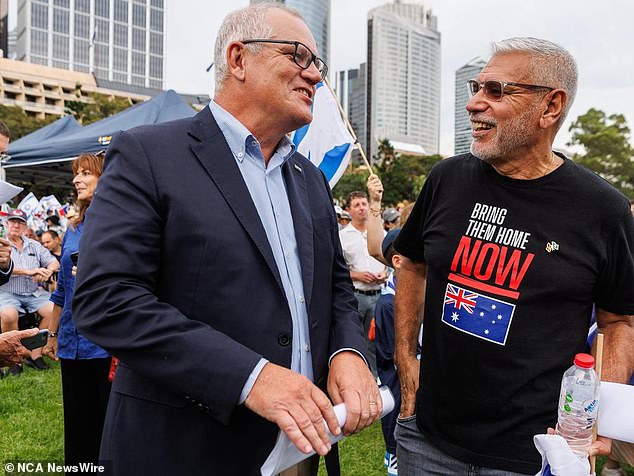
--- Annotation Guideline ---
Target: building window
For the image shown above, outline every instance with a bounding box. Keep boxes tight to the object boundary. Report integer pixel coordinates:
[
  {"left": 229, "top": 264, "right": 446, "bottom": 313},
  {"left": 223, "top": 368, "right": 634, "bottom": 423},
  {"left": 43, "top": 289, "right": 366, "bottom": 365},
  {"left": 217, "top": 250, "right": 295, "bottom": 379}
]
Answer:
[
  {"left": 132, "top": 3, "right": 146, "bottom": 27},
  {"left": 31, "top": 3, "right": 48, "bottom": 29},
  {"left": 114, "top": 0, "right": 129, "bottom": 23},
  {"left": 150, "top": 32, "right": 162, "bottom": 55},
  {"left": 149, "top": 55, "right": 162, "bottom": 79},
  {"left": 131, "top": 75, "right": 145, "bottom": 86},
  {"left": 95, "top": 44, "right": 109, "bottom": 67},
  {"left": 113, "top": 72, "right": 127, "bottom": 82},
  {"left": 113, "top": 47, "right": 127, "bottom": 72},
  {"left": 31, "top": 30, "right": 48, "bottom": 55},
  {"left": 95, "top": 19, "right": 109, "bottom": 42},
  {"left": 132, "top": 27, "right": 145, "bottom": 51},
  {"left": 74, "top": 13, "right": 90, "bottom": 39},
  {"left": 95, "top": 0, "right": 109, "bottom": 18},
  {"left": 53, "top": 8, "right": 70, "bottom": 34},
  {"left": 73, "top": 0, "right": 90, "bottom": 13},
  {"left": 150, "top": 8, "right": 163, "bottom": 32},
  {"left": 150, "top": 0, "right": 163, "bottom": 8},
  {"left": 131, "top": 51, "right": 145, "bottom": 75},
  {"left": 53, "top": 0, "right": 70, "bottom": 7},
  {"left": 114, "top": 23, "right": 128, "bottom": 47},
  {"left": 52, "top": 33, "right": 69, "bottom": 61},
  {"left": 73, "top": 39, "right": 89, "bottom": 66}
]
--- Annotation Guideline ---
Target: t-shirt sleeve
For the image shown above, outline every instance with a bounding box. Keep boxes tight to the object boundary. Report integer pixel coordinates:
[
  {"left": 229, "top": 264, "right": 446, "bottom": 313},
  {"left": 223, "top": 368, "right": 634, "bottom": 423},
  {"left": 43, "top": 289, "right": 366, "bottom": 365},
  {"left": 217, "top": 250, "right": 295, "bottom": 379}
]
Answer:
[{"left": 593, "top": 206, "right": 634, "bottom": 315}]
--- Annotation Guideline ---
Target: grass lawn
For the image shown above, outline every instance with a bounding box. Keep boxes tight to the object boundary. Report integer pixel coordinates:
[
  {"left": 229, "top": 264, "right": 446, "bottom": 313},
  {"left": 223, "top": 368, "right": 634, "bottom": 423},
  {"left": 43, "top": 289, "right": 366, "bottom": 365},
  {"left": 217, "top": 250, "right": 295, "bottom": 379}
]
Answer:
[{"left": 2, "top": 361, "right": 633, "bottom": 476}]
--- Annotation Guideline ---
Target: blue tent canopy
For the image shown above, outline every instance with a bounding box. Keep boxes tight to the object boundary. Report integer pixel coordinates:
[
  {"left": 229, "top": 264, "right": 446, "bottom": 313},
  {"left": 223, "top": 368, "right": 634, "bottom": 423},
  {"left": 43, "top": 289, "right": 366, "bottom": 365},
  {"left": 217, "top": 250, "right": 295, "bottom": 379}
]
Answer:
[
  {"left": 4, "top": 90, "right": 195, "bottom": 168},
  {"left": 8, "top": 115, "right": 82, "bottom": 155}
]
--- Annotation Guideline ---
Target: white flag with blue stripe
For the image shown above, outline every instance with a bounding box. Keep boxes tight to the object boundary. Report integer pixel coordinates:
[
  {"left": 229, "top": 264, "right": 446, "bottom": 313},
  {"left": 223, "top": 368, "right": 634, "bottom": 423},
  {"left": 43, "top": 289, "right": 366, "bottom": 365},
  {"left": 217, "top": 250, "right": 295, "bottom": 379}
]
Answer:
[{"left": 292, "top": 82, "right": 355, "bottom": 188}]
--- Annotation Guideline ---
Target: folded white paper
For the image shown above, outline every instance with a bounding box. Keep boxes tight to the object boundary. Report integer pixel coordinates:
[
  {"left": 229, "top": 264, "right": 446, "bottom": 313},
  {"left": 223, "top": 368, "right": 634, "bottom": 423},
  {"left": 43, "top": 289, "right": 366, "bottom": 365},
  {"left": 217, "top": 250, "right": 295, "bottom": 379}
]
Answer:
[
  {"left": 260, "top": 386, "right": 395, "bottom": 476},
  {"left": 533, "top": 434, "right": 592, "bottom": 476},
  {"left": 598, "top": 381, "right": 634, "bottom": 443}
]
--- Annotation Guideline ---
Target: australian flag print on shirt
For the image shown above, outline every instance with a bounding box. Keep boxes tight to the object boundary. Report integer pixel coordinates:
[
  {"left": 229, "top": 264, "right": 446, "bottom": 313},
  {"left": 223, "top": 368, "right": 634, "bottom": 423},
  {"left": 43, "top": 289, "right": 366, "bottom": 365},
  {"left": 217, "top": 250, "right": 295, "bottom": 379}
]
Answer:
[{"left": 441, "top": 283, "right": 516, "bottom": 346}]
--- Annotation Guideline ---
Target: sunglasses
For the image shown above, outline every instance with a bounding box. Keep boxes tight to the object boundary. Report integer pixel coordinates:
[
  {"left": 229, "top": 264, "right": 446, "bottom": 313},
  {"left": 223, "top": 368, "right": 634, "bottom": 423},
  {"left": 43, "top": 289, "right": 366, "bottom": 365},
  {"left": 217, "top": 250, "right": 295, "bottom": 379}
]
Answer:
[
  {"left": 467, "top": 79, "right": 554, "bottom": 101},
  {"left": 241, "top": 39, "right": 328, "bottom": 81}
]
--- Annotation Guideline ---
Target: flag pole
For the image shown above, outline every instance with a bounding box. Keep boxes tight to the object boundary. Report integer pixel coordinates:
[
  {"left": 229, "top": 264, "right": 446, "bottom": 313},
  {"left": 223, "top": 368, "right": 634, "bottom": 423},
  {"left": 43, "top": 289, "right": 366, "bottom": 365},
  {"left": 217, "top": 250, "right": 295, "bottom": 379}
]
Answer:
[{"left": 323, "top": 76, "right": 374, "bottom": 174}]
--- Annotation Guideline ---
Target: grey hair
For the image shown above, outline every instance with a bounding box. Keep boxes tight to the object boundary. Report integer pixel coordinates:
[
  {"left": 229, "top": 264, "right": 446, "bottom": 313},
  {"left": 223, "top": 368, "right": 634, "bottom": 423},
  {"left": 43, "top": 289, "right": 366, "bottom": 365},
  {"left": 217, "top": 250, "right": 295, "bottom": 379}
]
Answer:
[
  {"left": 213, "top": 2, "right": 304, "bottom": 91},
  {"left": 491, "top": 37, "right": 578, "bottom": 126}
]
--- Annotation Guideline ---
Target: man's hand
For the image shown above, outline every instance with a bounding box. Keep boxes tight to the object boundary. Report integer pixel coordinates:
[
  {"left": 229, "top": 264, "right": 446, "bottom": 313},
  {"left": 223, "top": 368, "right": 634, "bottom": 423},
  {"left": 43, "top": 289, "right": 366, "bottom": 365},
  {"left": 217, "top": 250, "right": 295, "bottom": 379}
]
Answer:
[
  {"left": 0, "top": 328, "right": 38, "bottom": 366},
  {"left": 351, "top": 271, "right": 383, "bottom": 284},
  {"left": 327, "top": 351, "right": 381, "bottom": 435},
  {"left": 31, "top": 267, "right": 52, "bottom": 283},
  {"left": 367, "top": 174, "right": 384, "bottom": 204},
  {"left": 394, "top": 352, "right": 419, "bottom": 418},
  {"left": 0, "top": 238, "right": 12, "bottom": 269},
  {"left": 43, "top": 336, "right": 58, "bottom": 361},
  {"left": 546, "top": 427, "right": 612, "bottom": 457},
  {"left": 244, "top": 363, "right": 339, "bottom": 456}
]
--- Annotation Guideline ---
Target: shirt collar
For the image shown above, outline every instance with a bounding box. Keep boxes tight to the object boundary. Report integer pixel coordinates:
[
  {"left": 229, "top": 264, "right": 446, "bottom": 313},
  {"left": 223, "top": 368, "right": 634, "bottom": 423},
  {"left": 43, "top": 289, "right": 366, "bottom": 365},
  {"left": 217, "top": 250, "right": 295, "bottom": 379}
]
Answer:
[{"left": 208, "top": 100, "right": 296, "bottom": 167}]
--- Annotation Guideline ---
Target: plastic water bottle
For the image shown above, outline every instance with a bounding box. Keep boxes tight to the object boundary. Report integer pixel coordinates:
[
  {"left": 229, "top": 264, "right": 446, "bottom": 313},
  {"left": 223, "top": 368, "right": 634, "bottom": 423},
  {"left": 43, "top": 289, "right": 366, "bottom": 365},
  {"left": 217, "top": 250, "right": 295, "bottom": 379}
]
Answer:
[{"left": 555, "top": 353, "right": 600, "bottom": 459}]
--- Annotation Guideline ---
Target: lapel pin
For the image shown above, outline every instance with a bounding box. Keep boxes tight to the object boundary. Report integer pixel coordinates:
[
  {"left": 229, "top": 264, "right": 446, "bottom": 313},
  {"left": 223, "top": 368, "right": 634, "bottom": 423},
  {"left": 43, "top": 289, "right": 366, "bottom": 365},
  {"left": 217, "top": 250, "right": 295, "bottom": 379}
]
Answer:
[{"left": 293, "top": 163, "right": 303, "bottom": 173}]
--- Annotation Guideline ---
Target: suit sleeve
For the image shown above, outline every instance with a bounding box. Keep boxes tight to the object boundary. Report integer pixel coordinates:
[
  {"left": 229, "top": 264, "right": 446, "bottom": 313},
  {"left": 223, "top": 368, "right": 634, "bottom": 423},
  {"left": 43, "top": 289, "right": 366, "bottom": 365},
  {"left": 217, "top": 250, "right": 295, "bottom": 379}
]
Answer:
[
  {"left": 317, "top": 172, "right": 368, "bottom": 361},
  {"left": 73, "top": 131, "right": 262, "bottom": 425}
]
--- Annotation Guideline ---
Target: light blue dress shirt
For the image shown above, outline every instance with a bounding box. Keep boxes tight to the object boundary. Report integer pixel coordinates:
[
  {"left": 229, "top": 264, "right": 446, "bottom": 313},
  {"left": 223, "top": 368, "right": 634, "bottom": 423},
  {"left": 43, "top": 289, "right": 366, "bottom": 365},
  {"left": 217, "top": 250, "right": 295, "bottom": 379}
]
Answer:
[{"left": 209, "top": 101, "right": 314, "bottom": 403}]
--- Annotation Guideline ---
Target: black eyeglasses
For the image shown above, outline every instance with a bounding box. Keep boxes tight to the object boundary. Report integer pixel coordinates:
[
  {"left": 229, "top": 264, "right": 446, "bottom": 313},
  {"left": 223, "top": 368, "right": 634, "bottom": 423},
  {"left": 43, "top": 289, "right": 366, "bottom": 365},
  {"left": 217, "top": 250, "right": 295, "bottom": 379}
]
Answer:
[
  {"left": 241, "top": 39, "right": 328, "bottom": 80},
  {"left": 467, "top": 79, "right": 554, "bottom": 101}
]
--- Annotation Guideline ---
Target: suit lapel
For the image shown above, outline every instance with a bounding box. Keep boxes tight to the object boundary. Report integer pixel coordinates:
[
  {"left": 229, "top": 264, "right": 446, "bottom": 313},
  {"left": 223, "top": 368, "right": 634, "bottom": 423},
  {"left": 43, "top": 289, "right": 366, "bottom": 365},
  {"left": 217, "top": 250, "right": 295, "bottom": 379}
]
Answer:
[
  {"left": 187, "top": 109, "right": 284, "bottom": 292},
  {"left": 283, "top": 156, "right": 314, "bottom": 310}
]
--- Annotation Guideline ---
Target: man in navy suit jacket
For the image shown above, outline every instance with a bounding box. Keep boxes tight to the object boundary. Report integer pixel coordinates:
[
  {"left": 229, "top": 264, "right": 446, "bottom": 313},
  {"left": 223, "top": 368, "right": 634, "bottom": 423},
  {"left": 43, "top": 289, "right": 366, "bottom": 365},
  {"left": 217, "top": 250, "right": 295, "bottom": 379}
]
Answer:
[{"left": 73, "top": 4, "right": 380, "bottom": 475}]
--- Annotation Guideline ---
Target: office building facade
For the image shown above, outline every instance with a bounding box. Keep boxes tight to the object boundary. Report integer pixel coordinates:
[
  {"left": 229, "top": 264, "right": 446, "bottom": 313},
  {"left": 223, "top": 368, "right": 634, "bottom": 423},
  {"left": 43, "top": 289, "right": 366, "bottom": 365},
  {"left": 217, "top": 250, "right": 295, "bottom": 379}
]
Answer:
[
  {"left": 15, "top": 0, "right": 165, "bottom": 88},
  {"left": 250, "top": 0, "right": 330, "bottom": 65},
  {"left": 454, "top": 57, "right": 486, "bottom": 155},
  {"left": 367, "top": 0, "right": 441, "bottom": 158}
]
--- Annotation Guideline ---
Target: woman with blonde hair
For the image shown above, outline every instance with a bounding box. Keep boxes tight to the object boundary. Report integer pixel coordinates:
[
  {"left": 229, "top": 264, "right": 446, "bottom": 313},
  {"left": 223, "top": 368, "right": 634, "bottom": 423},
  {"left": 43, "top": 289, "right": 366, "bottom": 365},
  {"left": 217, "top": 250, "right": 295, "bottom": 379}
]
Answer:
[{"left": 43, "top": 152, "right": 112, "bottom": 467}]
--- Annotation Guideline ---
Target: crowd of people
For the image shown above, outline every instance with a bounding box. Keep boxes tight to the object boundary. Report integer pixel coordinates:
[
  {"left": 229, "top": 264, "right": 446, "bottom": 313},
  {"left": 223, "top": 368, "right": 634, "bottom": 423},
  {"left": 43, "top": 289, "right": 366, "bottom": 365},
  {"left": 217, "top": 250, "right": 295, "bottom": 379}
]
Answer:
[{"left": 1, "top": 3, "right": 633, "bottom": 476}]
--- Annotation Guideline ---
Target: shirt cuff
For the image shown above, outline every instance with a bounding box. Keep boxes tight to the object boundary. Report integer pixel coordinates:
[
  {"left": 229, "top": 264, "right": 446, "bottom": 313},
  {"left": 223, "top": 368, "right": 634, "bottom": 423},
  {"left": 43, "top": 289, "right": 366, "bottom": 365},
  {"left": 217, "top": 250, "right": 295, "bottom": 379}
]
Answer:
[
  {"left": 238, "top": 357, "right": 269, "bottom": 405},
  {"left": 328, "top": 348, "right": 369, "bottom": 368}
]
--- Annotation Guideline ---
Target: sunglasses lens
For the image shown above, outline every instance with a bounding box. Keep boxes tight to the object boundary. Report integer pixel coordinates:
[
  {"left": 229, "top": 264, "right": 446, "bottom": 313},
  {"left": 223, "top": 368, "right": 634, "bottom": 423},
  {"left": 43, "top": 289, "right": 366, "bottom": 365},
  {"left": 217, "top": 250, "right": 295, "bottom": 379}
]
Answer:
[
  {"left": 467, "top": 80, "right": 478, "bottom": 97},
  {"left": 484, "top": 81, "right": 503, "bottom": 100}
]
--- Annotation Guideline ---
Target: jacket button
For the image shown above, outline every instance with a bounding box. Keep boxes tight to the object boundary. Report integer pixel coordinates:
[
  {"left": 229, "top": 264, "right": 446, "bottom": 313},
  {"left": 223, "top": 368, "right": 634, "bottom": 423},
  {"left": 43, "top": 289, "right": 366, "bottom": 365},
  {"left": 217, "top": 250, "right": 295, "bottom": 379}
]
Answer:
[{"left": 278, "top": 333, "right": 291, "bottom": 346}]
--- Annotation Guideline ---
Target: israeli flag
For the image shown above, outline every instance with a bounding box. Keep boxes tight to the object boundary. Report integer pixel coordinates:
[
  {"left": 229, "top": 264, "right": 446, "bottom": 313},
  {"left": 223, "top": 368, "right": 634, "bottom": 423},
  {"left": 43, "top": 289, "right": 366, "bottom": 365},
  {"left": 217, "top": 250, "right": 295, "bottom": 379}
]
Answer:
[{"left": 292, "top": 82, "right": 355, "bottom": 188}]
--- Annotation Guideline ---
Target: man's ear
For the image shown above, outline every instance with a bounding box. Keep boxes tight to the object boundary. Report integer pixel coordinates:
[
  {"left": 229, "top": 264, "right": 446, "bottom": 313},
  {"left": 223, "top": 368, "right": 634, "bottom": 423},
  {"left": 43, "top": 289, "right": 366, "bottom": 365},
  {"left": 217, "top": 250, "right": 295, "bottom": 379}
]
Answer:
[
  {"left": 540, "top": 89, "right": 567, "bottom": 129},
  {"left": 392, "top": 253, "right": 402, "bottom": 270},
  {"left": 225, "top": 42, "right": 248, "bottom": 82}
]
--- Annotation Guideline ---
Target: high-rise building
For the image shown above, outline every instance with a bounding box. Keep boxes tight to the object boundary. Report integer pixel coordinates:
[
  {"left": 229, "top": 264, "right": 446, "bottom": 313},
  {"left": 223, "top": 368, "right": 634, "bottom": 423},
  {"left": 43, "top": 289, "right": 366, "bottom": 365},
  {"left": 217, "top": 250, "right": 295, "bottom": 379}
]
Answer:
[
  {"left": 454, "top": 57, "right": 486, "bottom": 155},
  {"left": 0, "top": 0, "right": 8, "bottom": 57},
  {"left": 367, "top": 0, "right": 441, "bottom": 158},
  {"left": 250, "top": 0, "right": 330, "bottom": 65},
  {"left": 15, "top": 0, "right": 165, "bottom": 89},
  {"left": 333, "top": 65, "right": 367, "bottom": 162}
]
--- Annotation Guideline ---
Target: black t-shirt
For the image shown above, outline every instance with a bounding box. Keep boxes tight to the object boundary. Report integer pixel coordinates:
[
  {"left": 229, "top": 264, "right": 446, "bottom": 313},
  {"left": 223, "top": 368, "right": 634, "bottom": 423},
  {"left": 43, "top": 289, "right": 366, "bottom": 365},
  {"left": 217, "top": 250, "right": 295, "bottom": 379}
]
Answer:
[{"left": 394, "top": 153, "right": 634, "bottom": 474}]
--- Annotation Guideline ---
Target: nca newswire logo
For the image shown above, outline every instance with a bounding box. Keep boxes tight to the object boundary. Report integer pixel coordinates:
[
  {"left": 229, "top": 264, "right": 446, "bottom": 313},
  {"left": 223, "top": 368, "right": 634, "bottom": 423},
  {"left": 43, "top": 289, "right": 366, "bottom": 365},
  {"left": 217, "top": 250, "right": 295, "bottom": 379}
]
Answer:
[{"left": 4, "top": 461, "right": 106, "bottom": 474}]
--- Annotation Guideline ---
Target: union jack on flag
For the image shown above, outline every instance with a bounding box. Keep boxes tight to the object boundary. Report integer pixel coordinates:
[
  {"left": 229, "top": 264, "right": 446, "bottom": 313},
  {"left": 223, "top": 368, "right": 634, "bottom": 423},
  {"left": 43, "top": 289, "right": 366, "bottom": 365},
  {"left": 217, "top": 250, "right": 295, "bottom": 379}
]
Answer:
[
  {"left": 441, "top": 283, "right": 516, "bottom": 346},
  {"left": 444, "top": 284, "right": 477, "bottom": 314}
]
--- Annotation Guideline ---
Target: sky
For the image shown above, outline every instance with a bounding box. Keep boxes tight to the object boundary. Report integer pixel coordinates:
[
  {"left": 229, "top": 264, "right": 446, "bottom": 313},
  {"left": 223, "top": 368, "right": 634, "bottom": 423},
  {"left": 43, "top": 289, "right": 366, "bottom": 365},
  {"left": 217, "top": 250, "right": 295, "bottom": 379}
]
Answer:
[{"left": 9, "top": 0, "right": 634, "bottom": 156}]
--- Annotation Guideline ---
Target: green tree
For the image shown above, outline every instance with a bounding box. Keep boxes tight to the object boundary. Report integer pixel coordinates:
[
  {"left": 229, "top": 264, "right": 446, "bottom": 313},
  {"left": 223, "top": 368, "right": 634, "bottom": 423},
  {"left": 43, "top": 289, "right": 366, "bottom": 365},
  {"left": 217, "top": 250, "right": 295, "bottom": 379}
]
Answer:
[
  {"left": 568, "top": 108, "right": 634, "bottom": 198},
  {"left": 372, "top": 138, "right": 442, "bottom": 205},
  {"left": 66, "top": 92, "right": 132, "bottom": 125},
  {"left": 332, "top": 165, "right": 369, "bottom": 205},
  {"left": 0, "top": 105, "right": 57, "bottom": 140}
]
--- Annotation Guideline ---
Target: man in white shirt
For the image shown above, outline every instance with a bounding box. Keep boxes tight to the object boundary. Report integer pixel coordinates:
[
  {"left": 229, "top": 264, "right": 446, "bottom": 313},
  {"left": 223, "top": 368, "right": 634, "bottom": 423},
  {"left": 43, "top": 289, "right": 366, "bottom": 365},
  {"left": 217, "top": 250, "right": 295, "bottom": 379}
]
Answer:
[{"left": 339, "top": 191, "right": 387, "bottom": 372}]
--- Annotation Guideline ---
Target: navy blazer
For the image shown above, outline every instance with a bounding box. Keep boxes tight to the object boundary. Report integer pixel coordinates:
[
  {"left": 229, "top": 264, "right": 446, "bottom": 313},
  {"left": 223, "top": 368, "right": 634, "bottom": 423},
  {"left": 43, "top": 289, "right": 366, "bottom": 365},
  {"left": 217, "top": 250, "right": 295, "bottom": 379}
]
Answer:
[{"left": 73, "top": 108, "right": 367, "bottom": 475}]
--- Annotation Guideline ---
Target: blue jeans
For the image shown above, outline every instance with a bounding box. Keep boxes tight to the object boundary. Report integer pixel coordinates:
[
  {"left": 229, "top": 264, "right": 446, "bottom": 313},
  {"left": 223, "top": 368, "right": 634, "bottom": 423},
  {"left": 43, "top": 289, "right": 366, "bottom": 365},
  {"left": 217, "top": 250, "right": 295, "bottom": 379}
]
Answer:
[{"left": 395, "top": 415, "right": 531, "bottom": 475}]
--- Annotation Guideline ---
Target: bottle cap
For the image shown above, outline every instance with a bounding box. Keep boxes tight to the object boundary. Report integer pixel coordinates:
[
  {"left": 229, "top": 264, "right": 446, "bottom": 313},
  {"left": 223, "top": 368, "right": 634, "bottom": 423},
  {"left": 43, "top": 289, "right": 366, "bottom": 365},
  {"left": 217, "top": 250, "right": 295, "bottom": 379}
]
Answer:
[{"left": 574, "top": 353, "right": 595, "bottom": 369}]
